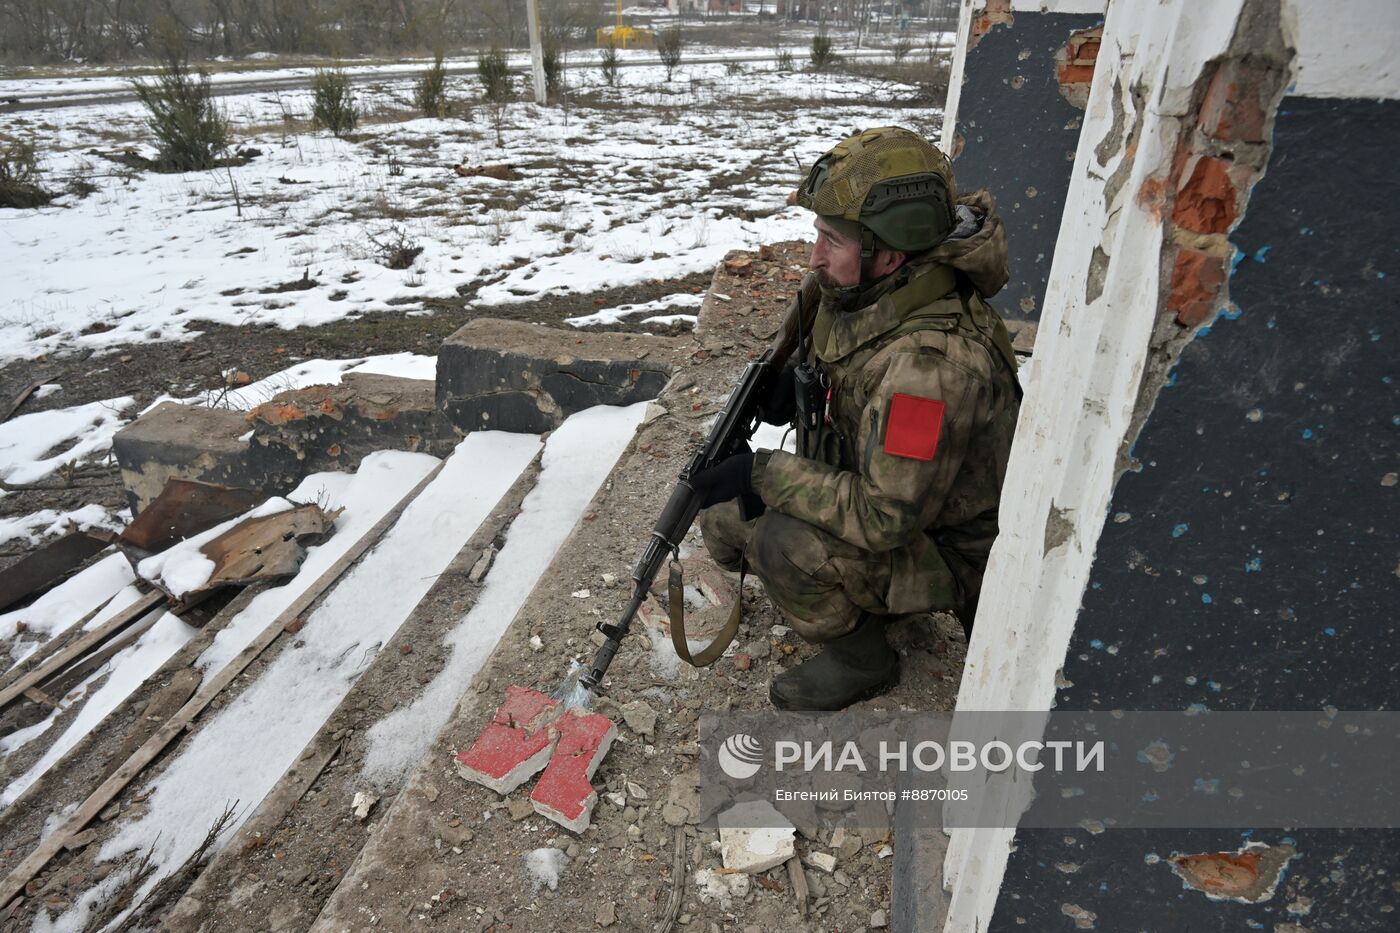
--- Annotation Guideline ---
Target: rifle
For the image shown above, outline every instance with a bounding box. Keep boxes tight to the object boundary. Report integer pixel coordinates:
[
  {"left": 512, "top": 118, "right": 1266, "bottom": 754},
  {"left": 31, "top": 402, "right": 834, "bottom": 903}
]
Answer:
[{"left": 578, "top": 273, "right": 819, "bottom": 694}]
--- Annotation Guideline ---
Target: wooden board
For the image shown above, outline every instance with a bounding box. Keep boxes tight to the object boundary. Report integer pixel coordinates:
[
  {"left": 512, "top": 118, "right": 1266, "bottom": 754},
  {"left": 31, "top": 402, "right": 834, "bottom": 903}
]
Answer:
[{"left": 0, "top": 457, "right": 448, "bottom": 910}]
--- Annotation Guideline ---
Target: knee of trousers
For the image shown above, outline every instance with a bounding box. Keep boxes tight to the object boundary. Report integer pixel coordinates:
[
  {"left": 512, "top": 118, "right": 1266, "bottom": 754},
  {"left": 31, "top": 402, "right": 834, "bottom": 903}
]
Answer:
[
  {"left": 697, "top": 499, "right": 750, "bottom": 572},
  {"left": 748, "top": 511, "right": 868, "bottom": 642}
]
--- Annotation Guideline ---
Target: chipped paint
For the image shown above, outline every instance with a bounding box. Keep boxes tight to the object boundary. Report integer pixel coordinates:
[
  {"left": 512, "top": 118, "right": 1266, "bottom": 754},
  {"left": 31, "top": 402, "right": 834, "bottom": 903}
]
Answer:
[{"left": 1169, "top": 842, "right": 1297, "bottom": 903}]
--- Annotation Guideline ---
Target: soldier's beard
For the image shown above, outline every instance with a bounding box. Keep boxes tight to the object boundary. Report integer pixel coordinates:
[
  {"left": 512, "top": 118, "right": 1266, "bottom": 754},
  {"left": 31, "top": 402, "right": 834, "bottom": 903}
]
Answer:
[{"left": 819, "top": 261, "right": 905, "bottom": 314}]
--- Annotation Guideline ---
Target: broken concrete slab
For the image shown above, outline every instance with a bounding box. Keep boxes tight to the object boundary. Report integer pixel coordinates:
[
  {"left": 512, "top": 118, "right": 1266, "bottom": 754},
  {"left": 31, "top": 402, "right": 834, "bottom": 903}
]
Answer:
[
  {"left": 436, "top": 318, "right": 680, "bottom": 434},
  {"left": 718, "top": 799, "right": 797, "bottom": 874},
  {"left": 112, "top": 402, "right": 302, "bottom": 514},
  {"left": 530, "top": 709, "right": 617, "bottom": 833},
  {"left": 114, "top": 374, "right": 459, "bottom": 517},
  {"left": 455, "top": 686, "right": 564, "bottom": 795},
  {"left": 246, "top": 372, "right": 456, "bottom": 471}
]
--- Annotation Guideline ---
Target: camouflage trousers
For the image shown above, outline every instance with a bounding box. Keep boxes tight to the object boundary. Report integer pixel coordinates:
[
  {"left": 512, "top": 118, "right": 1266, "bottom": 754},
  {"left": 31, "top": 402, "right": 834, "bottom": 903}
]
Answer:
[{"left": 698, "top": 500, "right": 977, "bottom": 643}]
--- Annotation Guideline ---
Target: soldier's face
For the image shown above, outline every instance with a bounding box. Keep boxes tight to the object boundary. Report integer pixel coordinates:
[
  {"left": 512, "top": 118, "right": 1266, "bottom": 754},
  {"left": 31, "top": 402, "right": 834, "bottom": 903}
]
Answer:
[{"left": 810, "top": 217, "right": 905, "bottom": 289}]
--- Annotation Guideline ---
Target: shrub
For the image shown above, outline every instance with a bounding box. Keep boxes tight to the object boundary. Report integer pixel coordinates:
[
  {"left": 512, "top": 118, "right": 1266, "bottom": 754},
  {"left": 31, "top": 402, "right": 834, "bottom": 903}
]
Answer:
[
  {"left": 130, "top": 50, "right": 229, "bottom": 171},
  {"left": 543, "top": 35, "right": 565, "bottom": 96},
  {"left": 775, "top": 47, "right": 795, "bottom": 71},
  {"left": 478, "top": 45, "right": 513, "bottom": 102},
  {"left": 810, "top": 32, "right": 837, "bottom": 71},
  {"left": 312, "top": 68, "right": 358, "bottom": 137},
  {"left": 893, "top": 38, "right": 913, "bottom": 63},
  {"left": 657, "top": 27, "right": 683, "bottom": 81},
  {"left": 414, "top": 54, "right": 450, "bottom": 118},
  {"left": 600, "top": 40, "right": 620, "bottom": 86},
  {"left": 0, "top": 138, "right": 52, "bottom": 208}
]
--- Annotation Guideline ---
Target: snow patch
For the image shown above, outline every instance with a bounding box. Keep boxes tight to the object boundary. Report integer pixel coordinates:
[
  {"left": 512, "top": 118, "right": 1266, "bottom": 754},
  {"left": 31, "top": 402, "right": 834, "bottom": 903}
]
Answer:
[
  {"left": 0, "top": 396, "right": 134, "bottom": 485},
  {"left": 84, "top": 434, "right": 538, "bottom": 921},
  {"left": 523, "top": 847, "right": 569, "bottom": 892},
  {"left": 359, "top": 401, "right": 647, "bottom": 784}
]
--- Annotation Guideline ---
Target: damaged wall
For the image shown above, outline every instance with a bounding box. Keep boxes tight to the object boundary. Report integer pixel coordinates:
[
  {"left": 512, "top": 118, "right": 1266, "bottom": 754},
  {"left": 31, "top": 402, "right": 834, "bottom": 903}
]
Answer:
[
  {"left": 941, "top": 0, "right": 1107, "bottom": 334},
  {"left": 939, "top": 0, "right": 1398, "bottom": 929}
]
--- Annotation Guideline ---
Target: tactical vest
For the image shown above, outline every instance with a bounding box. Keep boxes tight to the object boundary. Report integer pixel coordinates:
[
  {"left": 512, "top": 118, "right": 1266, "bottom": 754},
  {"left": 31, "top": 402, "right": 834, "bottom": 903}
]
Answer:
[{"left": 799, "top": 262, "right": 1022, "bottom": 470}]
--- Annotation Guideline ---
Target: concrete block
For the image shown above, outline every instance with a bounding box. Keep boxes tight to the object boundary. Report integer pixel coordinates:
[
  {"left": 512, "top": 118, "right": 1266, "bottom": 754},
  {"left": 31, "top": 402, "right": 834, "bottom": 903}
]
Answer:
[
  {"left": 718, "top": 800, "right": 796, "bottom": 874},
  {"left": 437, "top": 318, "right": 677, "bottom": 434},
  {"left": 529, "top": 709, "right": 617, "bottom": 833},
  {"left": 455, "top": 686, "right": 563, "bottom": 795},
  {"left": 247, "top": 372, "right": 456, "bottom": 471},
  {"left": 112, "top": 402, "right": 302, "bottom": 514}
]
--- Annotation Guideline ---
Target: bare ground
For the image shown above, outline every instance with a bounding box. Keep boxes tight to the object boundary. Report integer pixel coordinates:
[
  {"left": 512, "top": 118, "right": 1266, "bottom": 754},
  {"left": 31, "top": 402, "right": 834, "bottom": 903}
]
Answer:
[{"left": 0, "top": 244, "right": 965, "bottom": 933}]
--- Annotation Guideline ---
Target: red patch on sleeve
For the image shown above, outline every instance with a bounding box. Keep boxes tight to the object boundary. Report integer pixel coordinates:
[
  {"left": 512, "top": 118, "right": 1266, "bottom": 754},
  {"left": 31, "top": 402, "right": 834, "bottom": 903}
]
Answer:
[{"left": 883, "top": 394, "right": 946, "bottom": 461}]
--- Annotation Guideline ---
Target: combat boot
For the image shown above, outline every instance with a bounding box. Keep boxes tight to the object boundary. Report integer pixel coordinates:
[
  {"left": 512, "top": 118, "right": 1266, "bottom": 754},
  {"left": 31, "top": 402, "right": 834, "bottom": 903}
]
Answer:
[{"left": 769, "top": 614, "right": 898, "bottom": 711}]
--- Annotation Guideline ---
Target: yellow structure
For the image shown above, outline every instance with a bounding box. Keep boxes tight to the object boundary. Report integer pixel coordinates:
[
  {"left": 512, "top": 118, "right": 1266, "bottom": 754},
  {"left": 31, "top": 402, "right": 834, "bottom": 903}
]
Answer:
[{"left": 596, "top": 0, "right": 654, "bottom": 48}]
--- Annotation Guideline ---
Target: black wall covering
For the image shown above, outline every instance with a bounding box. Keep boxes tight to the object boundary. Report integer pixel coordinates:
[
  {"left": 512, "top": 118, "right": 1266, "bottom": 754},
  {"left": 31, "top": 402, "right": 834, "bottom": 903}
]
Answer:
[
  {"left": 952, "top": 13, "right": 1101, "bottom": 323},
  {"left": 989, "top": 97, "right": 1400, "bottom": 931}
]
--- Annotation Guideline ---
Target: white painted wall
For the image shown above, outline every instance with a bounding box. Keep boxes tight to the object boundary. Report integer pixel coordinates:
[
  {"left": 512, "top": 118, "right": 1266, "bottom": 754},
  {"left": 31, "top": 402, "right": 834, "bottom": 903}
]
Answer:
[
  {"left": 933, "top": 0, "right": 1398, "bottom": 926},
  {"left": 940, "top": 0, "right": 977, "bottom": 156},
  {"left": 940, "top": 0, "right": 1256, "bottom": 929},
  {"left": 1289, "top": 0, "right": 1400, "bottom": 99}
]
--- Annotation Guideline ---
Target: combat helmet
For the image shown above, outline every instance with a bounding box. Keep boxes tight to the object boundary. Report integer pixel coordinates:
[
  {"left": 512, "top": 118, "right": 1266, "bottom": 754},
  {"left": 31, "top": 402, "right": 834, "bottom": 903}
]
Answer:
[{"left": 795, "top": 126, "right": 956, "bottom": 257}]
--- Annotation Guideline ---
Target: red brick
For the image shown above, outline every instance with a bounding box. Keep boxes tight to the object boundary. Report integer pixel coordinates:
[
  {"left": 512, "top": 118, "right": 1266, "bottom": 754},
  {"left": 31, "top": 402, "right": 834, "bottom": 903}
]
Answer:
[
  {"left": 530, "top": 710, "right": 618, "bottom": 833},
  {"left": 1078, "top": 39, "right": 1100, "bottom": 62},
  {"left": 455, "top": 686, "right": 563, "bottom": 795},
  {"left": 1198, "top": 61, "right": 1269, "bottom": 143},
  {"left": 1168, "top": 248, "right": 1227, "bottom": 327},
  {"left": 1172, "top": 155, "right": 1237, "bottom": 234},
  {"left": 1057, "top": 62, "right": 1097, "bottom": 87}
]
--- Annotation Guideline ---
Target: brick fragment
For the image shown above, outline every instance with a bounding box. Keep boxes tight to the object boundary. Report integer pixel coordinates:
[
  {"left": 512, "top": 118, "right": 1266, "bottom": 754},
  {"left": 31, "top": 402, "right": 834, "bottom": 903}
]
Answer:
[
  {"left": 1172, "top": 155, "right": 1237, "bottom": 234},
  {"left": 455, "top": 686, "right": 563, "bottom": 795},
  {"left": 530, "top": 710, "right": 618, "bottom": 833},
  {"left": 1198, "top": 61, "right": 1269, "bottom": 143},
  {"left": 1168, "top": 247, "right": 1227, "bottom": 327}
]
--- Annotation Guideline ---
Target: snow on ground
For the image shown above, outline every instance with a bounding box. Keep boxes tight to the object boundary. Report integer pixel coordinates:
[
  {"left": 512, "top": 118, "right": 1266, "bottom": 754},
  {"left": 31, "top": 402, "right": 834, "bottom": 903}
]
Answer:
[
  {"left": 1, "top": 604, "right": 189, "bottom": 804},
  {"left": 0, "top": 551, "right": 132, "bottom": 648},
  {"left": 359, "top": 400, "right": 649, "bottom": 784},
  {"left": 154, "top": 351, "right": 438, "bottom": 413},
  {"left": 1, "top": 60, "right": 934, "bottom": 362},
  {"left": 564, "top": 290, "right": 704, "bottom": 328},
  {"left": 0, "top": 575, "right": 152, "bottom": 757},
  {"left": 0, "top": 396, "right": 133, "bottom": 484},
  {"left": 43, "top": 432, "right": 540, "bottom": 929},
  {"left": 0, "top": 503, "right": 124, "bottom": 547}
]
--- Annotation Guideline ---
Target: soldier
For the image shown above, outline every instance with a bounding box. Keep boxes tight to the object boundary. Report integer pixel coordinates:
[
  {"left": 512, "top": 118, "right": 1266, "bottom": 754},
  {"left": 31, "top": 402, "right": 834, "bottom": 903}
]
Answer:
[{"left": 688, "top": 126, "right": 1022, "bottom": 711}]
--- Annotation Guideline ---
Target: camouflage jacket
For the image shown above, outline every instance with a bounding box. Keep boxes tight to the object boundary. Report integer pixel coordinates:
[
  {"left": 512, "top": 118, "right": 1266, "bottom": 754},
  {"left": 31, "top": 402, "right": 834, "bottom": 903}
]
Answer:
[{"left": 751, "top": 191, "right": 1022, "bottom": 608}]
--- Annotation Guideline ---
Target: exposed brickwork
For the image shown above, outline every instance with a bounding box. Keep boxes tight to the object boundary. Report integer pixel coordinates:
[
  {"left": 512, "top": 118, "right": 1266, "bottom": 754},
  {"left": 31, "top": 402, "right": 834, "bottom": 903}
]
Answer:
[
  {"left": 1198, "top": 59, "right": 1271, "bottom": 144},
  {"left": 1171, "top": 154, "right": 1239, "bottom": 234},
  {"left": 1160, "top": 40, "right": 1288, "bottom": 327},
  {"left": 1055, "top": 26, "right": 1103, "bottom": 109},
  {"left": 1167, "top": 247, "right": 1229, "bottom": 327},
  {"left": 971, "top": 0, "right": 1015, "bottom": 45}
]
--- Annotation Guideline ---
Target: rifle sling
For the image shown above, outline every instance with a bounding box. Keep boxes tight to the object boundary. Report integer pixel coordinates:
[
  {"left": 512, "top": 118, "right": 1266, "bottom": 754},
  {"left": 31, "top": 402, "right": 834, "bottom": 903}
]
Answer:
[{"left": 667, "top": 558, "right": 743, "bottom": 667}]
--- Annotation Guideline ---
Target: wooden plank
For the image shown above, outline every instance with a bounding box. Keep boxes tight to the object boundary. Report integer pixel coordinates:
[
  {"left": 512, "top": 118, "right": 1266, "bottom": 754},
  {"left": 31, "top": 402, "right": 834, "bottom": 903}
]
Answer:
[
  {"left": 0, "top": 458, "right": 447, "bottom": 910},
  {"left": 786, "top": 854, "right": 810, "bottom": 918},
  {"left": 36, "top": 610, "right": 165, "bottom": 700},
  {"left": 0, "top": 380, "right": 42, "bottom": 424},
  {"left": 0, "top": 595, "right": 114, "bottom": 696},
  {"left": 0, "top": 532, "right": 108, "bottom": 612},
  {"left": 0, "top": 590, "right": 165, "bottom": 711},
  {"left": 21, "top": 687, "right": 57, "bottom": 708}
]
